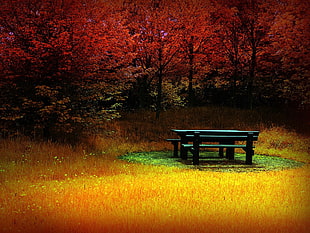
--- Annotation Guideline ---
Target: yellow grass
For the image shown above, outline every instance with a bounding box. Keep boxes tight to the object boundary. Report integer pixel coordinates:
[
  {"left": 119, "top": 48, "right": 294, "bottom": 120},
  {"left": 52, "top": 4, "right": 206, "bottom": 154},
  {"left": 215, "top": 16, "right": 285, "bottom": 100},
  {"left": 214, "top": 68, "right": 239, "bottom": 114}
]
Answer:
[{"left": 0, "top": 107, "right": 309, "bottom": 233}]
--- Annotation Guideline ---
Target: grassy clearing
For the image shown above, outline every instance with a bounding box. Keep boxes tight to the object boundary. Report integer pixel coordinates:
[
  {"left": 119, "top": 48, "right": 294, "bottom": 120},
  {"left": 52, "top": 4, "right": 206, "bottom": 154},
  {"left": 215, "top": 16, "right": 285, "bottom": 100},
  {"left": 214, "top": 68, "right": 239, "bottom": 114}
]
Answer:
[{"left": 0, "top": 106, "right": 309, "bottom": 233}]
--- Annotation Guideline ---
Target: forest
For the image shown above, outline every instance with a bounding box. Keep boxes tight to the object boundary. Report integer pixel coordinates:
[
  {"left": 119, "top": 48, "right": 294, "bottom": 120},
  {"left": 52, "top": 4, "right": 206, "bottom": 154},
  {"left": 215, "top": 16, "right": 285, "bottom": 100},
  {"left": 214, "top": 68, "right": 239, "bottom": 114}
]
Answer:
[
  {"left": 1, "top": 1, "right": 310, "bottom": 233},
  {"left": 1, "top": 0, "right": 309, "bottom": 141}
]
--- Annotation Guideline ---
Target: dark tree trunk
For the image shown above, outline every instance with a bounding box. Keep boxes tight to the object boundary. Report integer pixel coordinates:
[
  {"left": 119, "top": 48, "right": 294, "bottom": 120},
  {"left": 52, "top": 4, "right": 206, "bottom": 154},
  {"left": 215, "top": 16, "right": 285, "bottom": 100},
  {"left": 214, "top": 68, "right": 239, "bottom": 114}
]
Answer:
[
  {"left": 155, "top": 47, "right": 163, "bottom": 120},
  {"left": 248, "top": 22, "right": 257, "bottom": 110},
  {"left": 188, "top": 36, "right": 195, "bottom": 106}
]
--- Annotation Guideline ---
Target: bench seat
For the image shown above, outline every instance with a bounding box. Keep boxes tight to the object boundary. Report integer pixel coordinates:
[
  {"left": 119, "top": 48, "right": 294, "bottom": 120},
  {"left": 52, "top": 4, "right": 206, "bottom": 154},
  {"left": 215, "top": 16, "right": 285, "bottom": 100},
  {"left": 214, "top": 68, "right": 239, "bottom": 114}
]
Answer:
[
  {"left": 182, "top": 144, "right": 252, "bottom": 148},
  {"left": 166, "top": 138, "right": 181, "bottom": 142}
]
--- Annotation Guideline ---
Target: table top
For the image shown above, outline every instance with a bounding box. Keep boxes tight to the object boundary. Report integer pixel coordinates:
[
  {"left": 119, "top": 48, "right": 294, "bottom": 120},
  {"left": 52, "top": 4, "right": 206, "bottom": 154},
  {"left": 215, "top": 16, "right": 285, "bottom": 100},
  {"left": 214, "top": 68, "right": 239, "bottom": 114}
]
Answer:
[
  {"left": 172, "top": 129, "right": 239, "bottom": 132},
  {"left": 171, "top": 129, "right": 260, "bottom": 137},
  {"left": 171, "top": 129, "right": 259, "bottom": 133}
]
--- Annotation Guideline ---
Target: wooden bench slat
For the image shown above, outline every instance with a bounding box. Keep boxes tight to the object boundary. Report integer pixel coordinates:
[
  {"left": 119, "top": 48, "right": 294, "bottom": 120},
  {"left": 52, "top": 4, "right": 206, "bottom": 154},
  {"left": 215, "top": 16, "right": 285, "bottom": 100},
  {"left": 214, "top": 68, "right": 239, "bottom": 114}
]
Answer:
[
  {"left": 166, "top": 139, "right": 181, "bottom": 142},
  {"left": 184, "top": 135, "right": 258, "bottom": 141},
  {"left": 182, "top": 144, "right": 251, "bottom": 148}
]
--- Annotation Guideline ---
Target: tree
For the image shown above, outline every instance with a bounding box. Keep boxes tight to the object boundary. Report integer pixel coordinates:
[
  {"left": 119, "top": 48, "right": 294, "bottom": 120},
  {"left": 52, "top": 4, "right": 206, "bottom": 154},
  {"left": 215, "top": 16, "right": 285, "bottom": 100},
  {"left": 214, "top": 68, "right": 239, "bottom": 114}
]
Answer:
[
  {"left": 267, "top": 0, "right": 310, "bottom": 108},
  {"left": 123, "top": 0, "right": 183, "bottom": 119},
  {"left": 173, "top": 0, "right": 216, "bottom": 106},
  {"left": 214, "top": 0, "right": 276, "bottom": 109},
  {"left": 212, "top": 3, "right": 244, "bottom": 107},
  {"left": 1, "top": 0, "right": 308, "bottom": 141},
  {"left": 0, "top": 0, "right": 132, "bottom": 140}
]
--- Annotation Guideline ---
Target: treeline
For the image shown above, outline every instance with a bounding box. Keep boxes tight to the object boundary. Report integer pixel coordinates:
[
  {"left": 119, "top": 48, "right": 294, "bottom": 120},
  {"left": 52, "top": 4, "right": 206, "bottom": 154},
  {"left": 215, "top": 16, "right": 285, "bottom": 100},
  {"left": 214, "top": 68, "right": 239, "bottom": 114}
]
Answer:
[{"left": 0, "top": 0, "right": 309, "bottom": 140}]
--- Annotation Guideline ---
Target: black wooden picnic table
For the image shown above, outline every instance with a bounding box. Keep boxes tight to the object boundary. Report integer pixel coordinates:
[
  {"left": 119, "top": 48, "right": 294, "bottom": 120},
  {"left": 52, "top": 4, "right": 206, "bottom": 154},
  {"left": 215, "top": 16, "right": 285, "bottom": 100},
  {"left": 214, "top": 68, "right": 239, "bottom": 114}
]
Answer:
[{"left": 167, "top": 129, "right": 259, "bottom": 165}]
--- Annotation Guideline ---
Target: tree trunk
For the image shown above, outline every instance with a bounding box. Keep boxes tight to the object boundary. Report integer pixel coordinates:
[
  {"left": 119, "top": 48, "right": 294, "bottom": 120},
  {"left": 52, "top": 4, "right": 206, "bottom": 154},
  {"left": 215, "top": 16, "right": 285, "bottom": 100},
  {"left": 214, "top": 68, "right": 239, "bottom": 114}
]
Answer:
[
  {"left": 231, "top": 25, "right": 239, "bottom": 108},
  {"left": 248, "top": 24, "right": 256, "bottom": 110},
  {"left": 188, "top": 36, "right": 195, "bottom": 106},
  {"left": 155, "top": 47, "right": 163, "bottom": 120},
  {"left": 155, "top": 69, "right": 163, "bottom": 120},
  {"left": 137, "top": 75, "right": 151, "bottom": 108}
]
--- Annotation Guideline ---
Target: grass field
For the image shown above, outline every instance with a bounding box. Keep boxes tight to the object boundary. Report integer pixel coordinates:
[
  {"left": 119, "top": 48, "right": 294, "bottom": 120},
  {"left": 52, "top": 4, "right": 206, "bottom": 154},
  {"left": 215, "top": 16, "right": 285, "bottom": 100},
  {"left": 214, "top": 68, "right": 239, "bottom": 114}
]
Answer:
[{"left": 0, "top": 106, "right": 309, "bottom": 233}]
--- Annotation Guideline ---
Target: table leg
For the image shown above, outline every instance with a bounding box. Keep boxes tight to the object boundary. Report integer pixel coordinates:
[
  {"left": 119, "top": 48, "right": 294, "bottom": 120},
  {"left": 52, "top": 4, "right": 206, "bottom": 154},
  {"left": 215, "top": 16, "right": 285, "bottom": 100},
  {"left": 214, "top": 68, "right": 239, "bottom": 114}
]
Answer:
[
  {"left": 192, "top": 148, "right": 199, "bottom": 165},
  {"left": 180, "top": 137, "right": 188, "bottom": 160},
  {"left": 172, "top": 141, "right": 178, "bottom": 158},
  {"left": 246, "top": 149, "right": 253, "bottom": 165},
  {"left": 246, "top": 133, "right": 254, "bottom": 165},
  {"left": 226, "top": 148, "right": 235, "bottom": 160},
  {"left": 192, "top": 133, "right": 200, "bottom": 165},
  {"left": 226, "top": 140, "right": 235, "bottom": 160},
  {"left": 219, "top": 148, "right": 224, "bottom": 157}
]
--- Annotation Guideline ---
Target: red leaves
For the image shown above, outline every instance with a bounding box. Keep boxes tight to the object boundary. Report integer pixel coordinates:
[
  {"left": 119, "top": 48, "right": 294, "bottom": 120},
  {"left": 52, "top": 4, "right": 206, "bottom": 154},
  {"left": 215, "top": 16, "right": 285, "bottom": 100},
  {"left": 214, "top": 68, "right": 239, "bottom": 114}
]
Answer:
[{"left": 0, "top": 0, "right": 309, "bottom": 139}]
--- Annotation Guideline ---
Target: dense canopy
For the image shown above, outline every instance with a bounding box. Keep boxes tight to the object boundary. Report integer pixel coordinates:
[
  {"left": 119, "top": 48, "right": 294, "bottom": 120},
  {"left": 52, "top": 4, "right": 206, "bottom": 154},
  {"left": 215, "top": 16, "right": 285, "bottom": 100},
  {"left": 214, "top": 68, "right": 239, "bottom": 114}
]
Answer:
[{"left": 1, "top": 0, "right": 309, "bottom": 140}]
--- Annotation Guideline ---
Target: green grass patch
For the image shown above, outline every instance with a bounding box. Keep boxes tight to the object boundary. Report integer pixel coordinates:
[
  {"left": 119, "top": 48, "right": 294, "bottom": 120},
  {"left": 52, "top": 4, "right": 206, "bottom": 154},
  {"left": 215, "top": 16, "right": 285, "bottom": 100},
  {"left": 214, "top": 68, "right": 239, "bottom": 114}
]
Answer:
[{"left": 119, "top": 151, "right": 304, "bottom": 173}]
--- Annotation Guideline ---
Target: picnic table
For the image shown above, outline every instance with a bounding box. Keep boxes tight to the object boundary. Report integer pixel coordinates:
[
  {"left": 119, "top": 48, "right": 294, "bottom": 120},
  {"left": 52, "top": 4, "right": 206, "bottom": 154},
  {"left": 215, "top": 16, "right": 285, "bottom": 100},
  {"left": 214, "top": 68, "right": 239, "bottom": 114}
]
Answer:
[{"left": 167, "top": 129, "right": 259, "bottom": 165}]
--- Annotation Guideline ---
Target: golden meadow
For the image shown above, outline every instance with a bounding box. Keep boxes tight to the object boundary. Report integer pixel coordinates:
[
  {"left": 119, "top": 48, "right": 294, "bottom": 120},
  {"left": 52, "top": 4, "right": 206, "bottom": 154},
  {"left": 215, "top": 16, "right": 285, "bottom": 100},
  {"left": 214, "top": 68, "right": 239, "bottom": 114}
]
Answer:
[{"left": 0, "top": 106, "right": 309, "bottom": 233}]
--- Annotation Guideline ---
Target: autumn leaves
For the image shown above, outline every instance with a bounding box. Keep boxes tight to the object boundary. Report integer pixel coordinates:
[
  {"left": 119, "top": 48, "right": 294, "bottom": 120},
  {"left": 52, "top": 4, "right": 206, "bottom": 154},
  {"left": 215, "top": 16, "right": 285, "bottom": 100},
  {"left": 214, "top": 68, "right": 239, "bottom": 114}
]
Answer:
[{"left": 0, "top": 0, "right": 309, "bottom": 140}]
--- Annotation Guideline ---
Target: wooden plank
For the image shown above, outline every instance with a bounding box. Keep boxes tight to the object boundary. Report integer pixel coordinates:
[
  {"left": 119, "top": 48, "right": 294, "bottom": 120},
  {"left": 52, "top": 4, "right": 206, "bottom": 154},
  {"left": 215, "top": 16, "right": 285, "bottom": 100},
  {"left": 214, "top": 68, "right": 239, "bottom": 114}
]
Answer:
[
  {"left": 184, "top": 135, "right": 259, "bottom": 141},
  {"left": 166, "top": 138, "right": 181, "bottom": 142},
  {"left": 172, "top": 129, "right": 259, "bottom": 135},
  {"left": 182, "top": 144, "right": 249, "bottom": 148}
]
